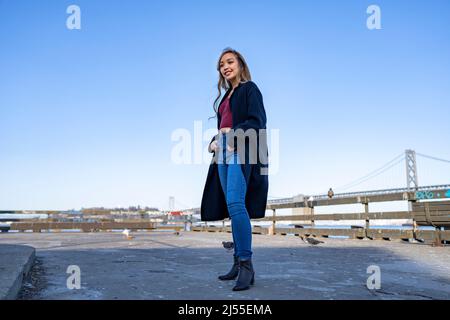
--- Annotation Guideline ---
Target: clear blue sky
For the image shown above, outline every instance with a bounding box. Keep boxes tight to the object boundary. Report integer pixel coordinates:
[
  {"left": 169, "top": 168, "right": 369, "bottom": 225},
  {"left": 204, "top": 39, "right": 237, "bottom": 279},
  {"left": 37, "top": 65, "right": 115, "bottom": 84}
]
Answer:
[{"left": 1, "top": 0, "right": 450, "bottom": 210}]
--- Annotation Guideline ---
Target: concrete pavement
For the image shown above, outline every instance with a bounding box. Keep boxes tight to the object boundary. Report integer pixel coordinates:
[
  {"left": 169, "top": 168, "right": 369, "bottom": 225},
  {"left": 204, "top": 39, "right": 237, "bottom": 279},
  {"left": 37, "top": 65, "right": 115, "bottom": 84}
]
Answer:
[{"left": 0, "top": 231, "right": 449, "bottom": 299}]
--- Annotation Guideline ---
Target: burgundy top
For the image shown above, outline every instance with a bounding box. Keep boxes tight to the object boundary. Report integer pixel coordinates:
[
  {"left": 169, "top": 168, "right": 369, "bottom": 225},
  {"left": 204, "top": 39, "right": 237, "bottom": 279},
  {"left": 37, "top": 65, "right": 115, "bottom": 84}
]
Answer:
[{"left": 219, "top": 97, "right": 233, "bottom": 129}]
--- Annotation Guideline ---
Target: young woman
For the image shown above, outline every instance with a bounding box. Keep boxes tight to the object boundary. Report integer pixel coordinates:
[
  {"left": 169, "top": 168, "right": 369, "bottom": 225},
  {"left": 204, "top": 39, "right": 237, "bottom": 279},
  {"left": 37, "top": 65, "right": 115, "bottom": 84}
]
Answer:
[{"left": 200, "top": 48, "right": 269, "bottom": 291}]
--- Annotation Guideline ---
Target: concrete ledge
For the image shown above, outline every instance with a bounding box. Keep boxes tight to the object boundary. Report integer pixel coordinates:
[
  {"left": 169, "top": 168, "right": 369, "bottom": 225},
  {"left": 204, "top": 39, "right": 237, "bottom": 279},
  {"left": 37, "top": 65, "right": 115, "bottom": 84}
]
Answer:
[{"left": 0, "top": 244, "right": 36, "bottom": 300}]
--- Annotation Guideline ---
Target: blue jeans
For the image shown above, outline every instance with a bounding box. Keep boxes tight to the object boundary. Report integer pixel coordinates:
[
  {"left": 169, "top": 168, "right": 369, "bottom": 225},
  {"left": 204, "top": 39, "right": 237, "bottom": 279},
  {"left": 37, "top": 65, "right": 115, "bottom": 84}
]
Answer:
[{"left": 217, "top": 132, "right": 252, "bottom": 260}]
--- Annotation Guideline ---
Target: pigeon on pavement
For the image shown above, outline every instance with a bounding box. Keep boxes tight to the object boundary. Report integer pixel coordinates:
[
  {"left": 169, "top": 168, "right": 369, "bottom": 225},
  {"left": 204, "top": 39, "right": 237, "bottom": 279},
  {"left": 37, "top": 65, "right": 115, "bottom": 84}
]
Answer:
[
  {"left": 222, "top": 241, "right": 234, "bottom": 251},
  {"left": 299, "top": 236, "right": 324, "bottom": 245}
]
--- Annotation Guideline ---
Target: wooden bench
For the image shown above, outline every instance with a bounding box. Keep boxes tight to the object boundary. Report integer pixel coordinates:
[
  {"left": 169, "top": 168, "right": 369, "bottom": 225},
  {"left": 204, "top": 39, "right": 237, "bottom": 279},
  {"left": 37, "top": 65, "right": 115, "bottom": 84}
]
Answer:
[{"left": 412, "top": 200, "right": 450, "bottom": 228}]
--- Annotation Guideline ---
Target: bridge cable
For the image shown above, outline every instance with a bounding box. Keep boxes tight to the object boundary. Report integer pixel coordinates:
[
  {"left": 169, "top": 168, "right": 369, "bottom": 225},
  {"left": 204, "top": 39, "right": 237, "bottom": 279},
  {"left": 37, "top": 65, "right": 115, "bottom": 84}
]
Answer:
[
  {"left": 172, "top": 199, "right": 191, "bottom": 211},
  {"left": 333, "top": 153, "right": 405, "bottom": 192},
  {"left": 416, "top": 152, "right": 450, "bottom": 164},
  {"left": 336, "top": 157, "right": 405, "bottom": 192}
]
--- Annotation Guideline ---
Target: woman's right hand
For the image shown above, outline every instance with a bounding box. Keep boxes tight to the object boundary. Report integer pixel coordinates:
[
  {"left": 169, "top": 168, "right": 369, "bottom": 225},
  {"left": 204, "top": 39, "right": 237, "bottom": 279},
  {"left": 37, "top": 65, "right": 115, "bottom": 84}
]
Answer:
[{"left": 209, "top": 140, "right": 219, "bottom": 153}]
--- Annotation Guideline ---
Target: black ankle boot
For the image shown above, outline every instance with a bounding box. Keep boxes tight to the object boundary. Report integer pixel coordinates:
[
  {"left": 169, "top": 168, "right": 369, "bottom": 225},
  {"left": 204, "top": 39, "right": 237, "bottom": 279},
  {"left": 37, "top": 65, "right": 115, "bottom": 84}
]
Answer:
[
  {"left": 218, "top": 255, "right": 239, "bottom": 280},
  {"left": 232, "top": 258, "right": 255, "bottom": 291}
]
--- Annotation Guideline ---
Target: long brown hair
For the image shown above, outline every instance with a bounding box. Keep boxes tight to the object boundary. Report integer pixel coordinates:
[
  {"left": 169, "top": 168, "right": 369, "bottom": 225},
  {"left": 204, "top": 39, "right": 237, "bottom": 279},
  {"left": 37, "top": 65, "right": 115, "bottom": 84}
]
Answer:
[{"left": 209, "top": 47, "right": 252, "bottom": 120}]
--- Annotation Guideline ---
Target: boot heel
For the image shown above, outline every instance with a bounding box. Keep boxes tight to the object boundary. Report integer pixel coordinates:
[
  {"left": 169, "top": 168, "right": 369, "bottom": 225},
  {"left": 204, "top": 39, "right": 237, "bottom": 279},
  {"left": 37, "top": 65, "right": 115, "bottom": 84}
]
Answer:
[{"left": 232, "top": 258, "right": 254, "bottom": 291}]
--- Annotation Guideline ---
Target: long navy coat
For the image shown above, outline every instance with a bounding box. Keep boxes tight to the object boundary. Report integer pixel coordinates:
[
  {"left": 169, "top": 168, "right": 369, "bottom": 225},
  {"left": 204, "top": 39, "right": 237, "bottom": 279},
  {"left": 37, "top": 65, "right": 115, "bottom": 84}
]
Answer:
[{"left": 200, "top": 80, "right": 269, "bottom": 221}]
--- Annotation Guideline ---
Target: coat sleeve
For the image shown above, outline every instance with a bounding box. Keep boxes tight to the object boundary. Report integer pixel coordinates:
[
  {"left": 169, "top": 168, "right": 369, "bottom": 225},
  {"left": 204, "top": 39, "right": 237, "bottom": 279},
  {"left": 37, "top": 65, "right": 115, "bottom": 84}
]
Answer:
[
  {"left": 208, "top": 110, "right": 221, "bottom": 153},
  {"left": 228, "top": 82, "right": 267, "bottom": 151},
  {"left": 234, "top": 82, "right": 267, "bottom": 132}
]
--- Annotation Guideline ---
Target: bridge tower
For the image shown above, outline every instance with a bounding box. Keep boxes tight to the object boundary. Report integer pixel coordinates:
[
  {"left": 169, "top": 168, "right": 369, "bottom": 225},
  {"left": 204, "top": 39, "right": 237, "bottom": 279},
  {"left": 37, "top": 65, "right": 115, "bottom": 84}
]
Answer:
[
  {"left": 405, "top": 149, "right": 419, "bottom": 190},
  {"left": 169, "top": 196, "right": 175, "bottom": 211}
]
